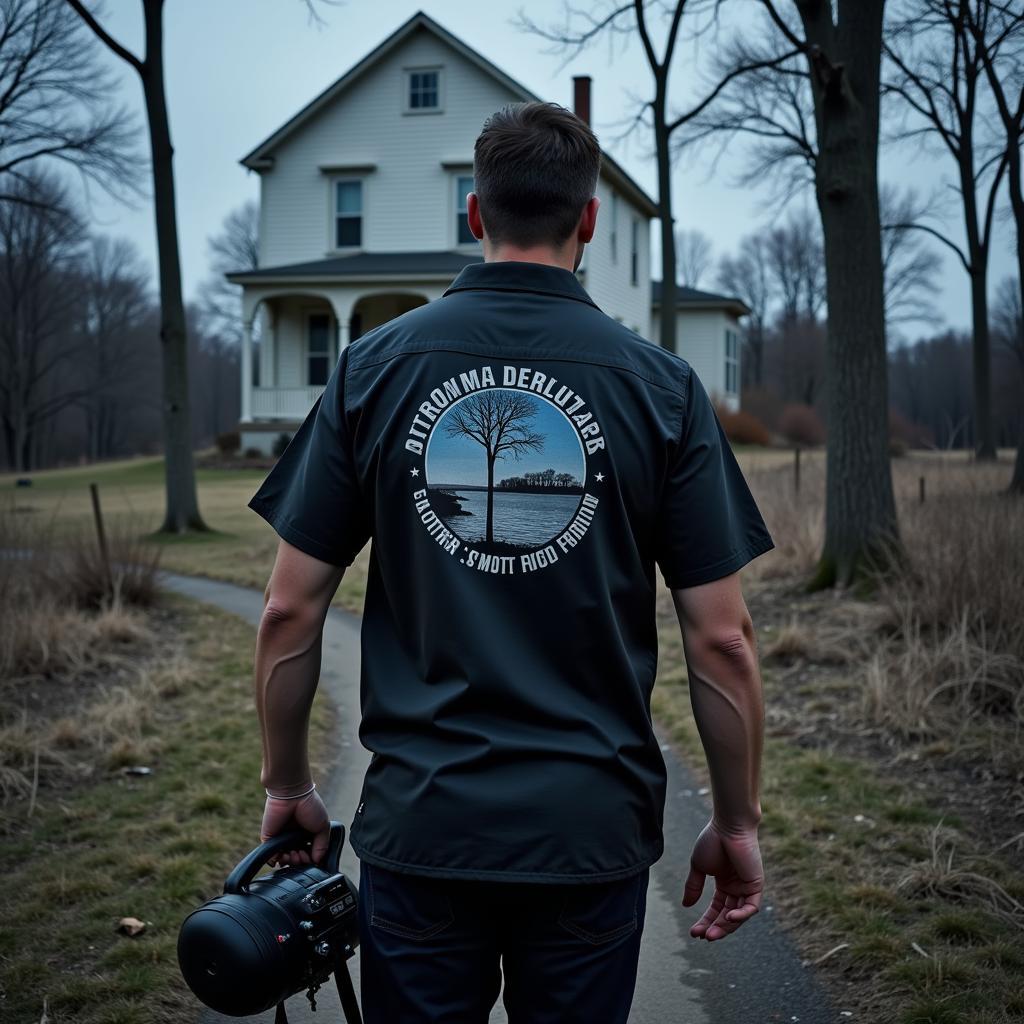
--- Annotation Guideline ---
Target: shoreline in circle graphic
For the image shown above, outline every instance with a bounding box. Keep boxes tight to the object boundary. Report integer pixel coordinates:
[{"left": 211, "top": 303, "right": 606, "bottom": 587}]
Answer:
[{"left": 424, "top": 389, "right": 587, "bottom": 554}]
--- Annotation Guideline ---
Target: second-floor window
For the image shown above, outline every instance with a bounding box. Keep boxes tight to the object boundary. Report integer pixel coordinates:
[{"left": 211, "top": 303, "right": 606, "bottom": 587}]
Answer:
[
  {"left": 407, "top": 68, "right": 441, "bottom": 111},
  {"left": 455, "top": 174, "right": 475, "bottom": 244},
  {"left": 335, "top": 180, "right": 362, "bottom": 248},
  {"left": 308, "top": 313, "right": 331, "bottom": 386},
  {"left": 630, "top": 218, "right": 639, "bottom": 286},
  {"left": 725, "top": 327, "right": 739, "bottom": 395}
]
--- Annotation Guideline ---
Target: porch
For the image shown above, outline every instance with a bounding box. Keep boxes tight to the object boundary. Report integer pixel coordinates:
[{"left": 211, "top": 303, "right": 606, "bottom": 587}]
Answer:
[{"left": 228, "top": 252, "right": 481, "bottom": 452}]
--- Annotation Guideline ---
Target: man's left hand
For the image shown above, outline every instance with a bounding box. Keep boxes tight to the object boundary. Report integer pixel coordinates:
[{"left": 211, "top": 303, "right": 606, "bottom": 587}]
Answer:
[{"left": 260, "top": 787, "right": 332, "bottom": 868}]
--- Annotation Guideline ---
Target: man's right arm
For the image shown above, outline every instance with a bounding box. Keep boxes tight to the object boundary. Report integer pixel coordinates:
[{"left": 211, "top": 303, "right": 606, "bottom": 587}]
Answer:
[{"left": 670, "top": 570, "right": 766, "bottom": 941}]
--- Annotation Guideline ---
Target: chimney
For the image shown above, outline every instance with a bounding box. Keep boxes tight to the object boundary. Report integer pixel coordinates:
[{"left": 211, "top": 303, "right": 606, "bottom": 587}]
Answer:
[{"left": 573, "top": 75, "right": 592, "bottom": 125}]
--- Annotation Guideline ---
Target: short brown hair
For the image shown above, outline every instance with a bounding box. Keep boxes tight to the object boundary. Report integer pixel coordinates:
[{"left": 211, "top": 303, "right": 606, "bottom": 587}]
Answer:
[{"left": 472, "top": 102, "right": 601, "bottom": 248}]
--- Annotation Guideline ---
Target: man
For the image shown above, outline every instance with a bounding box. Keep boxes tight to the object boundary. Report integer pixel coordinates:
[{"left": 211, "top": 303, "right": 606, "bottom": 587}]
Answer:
[{"left": 250, "top": 101, "right": 773, "bottom": 1023}]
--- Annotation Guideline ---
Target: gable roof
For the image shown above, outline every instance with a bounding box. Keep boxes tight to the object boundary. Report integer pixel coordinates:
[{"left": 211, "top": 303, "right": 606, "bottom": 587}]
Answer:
[
  {"left": 240, "top": 10, "right": 659, "bottom": 218},
  {"left": 651, "top": 280, "right": 750, "bottom": 317}
]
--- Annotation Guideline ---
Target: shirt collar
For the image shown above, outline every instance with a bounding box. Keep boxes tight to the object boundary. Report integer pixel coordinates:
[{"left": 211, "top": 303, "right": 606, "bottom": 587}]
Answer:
[{"left": 443, "top": 260, "right": 599, "bottom": 310}]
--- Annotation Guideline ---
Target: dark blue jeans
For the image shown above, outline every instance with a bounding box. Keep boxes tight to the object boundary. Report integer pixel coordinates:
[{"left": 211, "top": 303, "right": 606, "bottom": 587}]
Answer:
[{"left": 357, "top": 859, "right": 650, "bottom": 1023}]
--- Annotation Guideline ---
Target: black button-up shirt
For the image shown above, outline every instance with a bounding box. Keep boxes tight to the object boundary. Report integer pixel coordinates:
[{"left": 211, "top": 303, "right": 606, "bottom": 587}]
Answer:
[{"left": 248, "top": 259, "right": 774, "bottom": 883}]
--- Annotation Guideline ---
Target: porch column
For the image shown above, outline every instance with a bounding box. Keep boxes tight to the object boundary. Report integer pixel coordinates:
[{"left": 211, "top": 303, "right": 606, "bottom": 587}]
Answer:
[{"left": 240, "top": 318, "right": 253, "bottom": 423}]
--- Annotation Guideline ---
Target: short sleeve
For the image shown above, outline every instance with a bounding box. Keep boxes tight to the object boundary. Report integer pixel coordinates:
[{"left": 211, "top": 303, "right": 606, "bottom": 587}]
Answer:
[
  {"left": 654, "top": 367, "right": 775, "bottom": 589},
  {"left": 247, "top": 348, "right": 370, "bottom": 567}
]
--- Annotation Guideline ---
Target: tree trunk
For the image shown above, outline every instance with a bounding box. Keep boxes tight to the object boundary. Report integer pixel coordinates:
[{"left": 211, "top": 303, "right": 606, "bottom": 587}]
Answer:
[
  {"left": 140, "top": 0, "right": 206, "bottom": 533},
  {"left": 654, "top": 88, "right": 677, "bottom": 352},
  {"left": 1010, "top": 417, "right": 1024, "bottom": 494},
  {"left": 959, "top": 139, "right": 998, "bottom": 461},
  {"left": 1002, "top": 88, "right": 1024, "bottom": 492},
  {"left": 801, "top": 0, "right": 903, "bottom": 589},
  {"left": 968, "top": 262, "right": 996, "bottom": 459},
  {"left": 486, "top": 453, "right": 495, "bottom": 543}
]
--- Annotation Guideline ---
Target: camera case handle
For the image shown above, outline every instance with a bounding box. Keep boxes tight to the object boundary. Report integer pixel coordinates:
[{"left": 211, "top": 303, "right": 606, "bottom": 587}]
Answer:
[{"left": 225, "top": 823, "right": 347, "bottom": 895}]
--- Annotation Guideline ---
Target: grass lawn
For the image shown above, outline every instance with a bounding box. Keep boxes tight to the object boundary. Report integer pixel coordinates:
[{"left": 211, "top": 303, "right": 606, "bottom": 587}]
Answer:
[
  {"left": 1, "top": 456, "right": 371, "bottom": 611},
  {"left": 4, "top": 447, "right": 1023, "bottom": 1021},
  {"left": 0, "top": 593, "right": 337, "bottom": 1024},
  {"left": 652, "top": 612, "right": 1024, "bottom": 1024}
]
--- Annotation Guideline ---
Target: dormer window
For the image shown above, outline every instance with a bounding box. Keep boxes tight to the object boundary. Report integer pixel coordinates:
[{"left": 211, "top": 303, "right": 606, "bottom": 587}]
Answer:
[{"left": 405, "top": 67, "right": 443, "bottom": 113}]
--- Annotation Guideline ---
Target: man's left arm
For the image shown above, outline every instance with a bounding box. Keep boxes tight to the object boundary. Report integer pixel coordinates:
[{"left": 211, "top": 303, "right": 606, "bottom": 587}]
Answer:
[{"left": 255, "top": 537, "right": 345, "bottom": 868}]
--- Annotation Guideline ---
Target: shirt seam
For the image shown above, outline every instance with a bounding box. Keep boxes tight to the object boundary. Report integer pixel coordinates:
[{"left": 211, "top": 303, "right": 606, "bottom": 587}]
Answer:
[
  {"left": 347, "top": 342, "right": 687, "bottom": 398},
  {"left": 442, "top": 282, "right": 599, "bottom": 310},
  {"left": 661, "top": 534, "right": 776, "bottom": 589}
]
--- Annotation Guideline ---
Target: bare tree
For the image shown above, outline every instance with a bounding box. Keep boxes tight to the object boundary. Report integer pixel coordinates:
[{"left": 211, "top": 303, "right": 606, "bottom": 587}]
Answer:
[
  {"left": 965, "top": 2, "right": 1024, "bottom": 491},
  {"left": 0, "top": 0, "right": 140, "bottom": 209},
  {"left": 676, "top": 227, "right": 713, "bottom": 286},
  {"left": 884, "top": 0, "right": 1010, "bottom": 460},
  {"left": 198, "top": 200, "right": 259, "bottom": 347},
  {"left": 65, "top": 0, "right": 208, "bottom": 532},
  {"left": 442, "top": 392, "right": 544, "bottom": 543},
  {"left": 879, "top": 184, "right": 944, "bottom": 331},
  {"left": 686, "top": 1, "right": 902, "bottom": 587},
  {"left": 517, "top": 1, "right": 800, "bottom": 351},
  {"left": 717, "top": 234, "right": 771, "bottom": 387},
  {"left": 765, "top": 207, "right": 826, "bottom": 324},
  {"left": 0, "top": 174, "right": 87, "bottom": 470},
  {"left": 78, "top": 236, "right": 153, "bottom": 460}
]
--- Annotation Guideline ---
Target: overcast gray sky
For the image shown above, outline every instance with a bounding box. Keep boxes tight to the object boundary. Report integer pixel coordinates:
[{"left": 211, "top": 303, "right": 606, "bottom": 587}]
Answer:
[{"left": 83, "top": 0, "right": 1016, "bottom": 344}]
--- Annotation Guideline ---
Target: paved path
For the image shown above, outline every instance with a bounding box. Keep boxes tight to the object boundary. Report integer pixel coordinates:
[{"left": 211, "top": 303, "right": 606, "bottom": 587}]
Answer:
[{"left": 163, "top": 572, "right": 841, "bottom": 1024}]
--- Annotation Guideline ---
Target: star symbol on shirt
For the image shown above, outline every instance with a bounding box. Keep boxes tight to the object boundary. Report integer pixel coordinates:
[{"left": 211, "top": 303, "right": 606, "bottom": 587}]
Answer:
[
  {"left": 410, "top": 467, "right": 420, "bottom": 477},
  {"left": 594, "top": 472, "right": 605, "bottom": 482}
]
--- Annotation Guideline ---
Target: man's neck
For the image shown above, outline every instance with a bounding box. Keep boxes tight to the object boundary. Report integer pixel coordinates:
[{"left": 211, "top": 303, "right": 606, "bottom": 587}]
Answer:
[{"left": 483, "top": 243, "right": 577, "bottom": 273}]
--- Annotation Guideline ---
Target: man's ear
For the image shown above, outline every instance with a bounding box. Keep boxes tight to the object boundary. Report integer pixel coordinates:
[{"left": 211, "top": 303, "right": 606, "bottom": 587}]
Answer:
[
  {"left": 466, "top": 192, "right": 485, "bottom": 241},
  {"left": 577, "top": 195, "right": 600, "bottom": 245}
]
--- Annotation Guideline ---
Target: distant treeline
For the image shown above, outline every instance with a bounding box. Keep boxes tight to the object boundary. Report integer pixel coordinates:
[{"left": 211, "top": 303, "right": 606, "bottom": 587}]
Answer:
[
  {"left": 0, "top": 173, "right": 243, "bottom": 471},
  {"left": 497, "top": 469, "right": 583, "bottom": 491}
]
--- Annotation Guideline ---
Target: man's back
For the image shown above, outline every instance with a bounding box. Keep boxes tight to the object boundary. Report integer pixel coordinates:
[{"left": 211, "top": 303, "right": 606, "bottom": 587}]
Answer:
[{"left": 249, "top": 259, "right": 775, "bottom": 884}]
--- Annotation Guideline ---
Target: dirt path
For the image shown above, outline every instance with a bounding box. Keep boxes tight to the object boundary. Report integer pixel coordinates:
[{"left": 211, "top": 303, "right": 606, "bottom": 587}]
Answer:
[{"left": 162, "top": 572, "right": 839, "bottom": 1024}]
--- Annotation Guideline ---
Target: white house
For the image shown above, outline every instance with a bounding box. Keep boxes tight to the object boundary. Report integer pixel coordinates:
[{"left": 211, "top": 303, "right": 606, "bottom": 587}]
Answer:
[
  {"left": 651, "top": 282, "right": 750, "bottom": 411},
  {"left": 229, "top": 11, "right": 745, "bottom": 452}
]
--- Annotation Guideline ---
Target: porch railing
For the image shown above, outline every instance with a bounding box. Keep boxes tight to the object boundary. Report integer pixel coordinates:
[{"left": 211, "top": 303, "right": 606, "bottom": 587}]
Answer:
[{"left": 250, "top": 386, "right": 325, "bottom": 420}]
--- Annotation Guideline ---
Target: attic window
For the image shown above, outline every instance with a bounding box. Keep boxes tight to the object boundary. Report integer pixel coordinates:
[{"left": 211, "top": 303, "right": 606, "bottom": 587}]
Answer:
[{"left": 405, "top": 68, "right": 442, "bottom": 112}]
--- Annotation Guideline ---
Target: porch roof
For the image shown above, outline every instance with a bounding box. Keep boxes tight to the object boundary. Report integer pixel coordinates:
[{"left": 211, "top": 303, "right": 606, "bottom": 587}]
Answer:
[
  {"left": 226, "top": 250, "right": 483, "bottom": 285},
  {"left": 651, "top": 280, "right": 751, "bottom": 317}
]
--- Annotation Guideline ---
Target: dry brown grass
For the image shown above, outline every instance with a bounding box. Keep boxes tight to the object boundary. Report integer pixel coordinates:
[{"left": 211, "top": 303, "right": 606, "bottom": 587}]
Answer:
[
  {"left": 896, "top": 822, "right": 1024, "bottom": 932},
  {"left": 744, "top": 453, "right": 1024, "bottom": 745},
  {"left": 0, "top": 503, "right": 165, "bottom": 808}
]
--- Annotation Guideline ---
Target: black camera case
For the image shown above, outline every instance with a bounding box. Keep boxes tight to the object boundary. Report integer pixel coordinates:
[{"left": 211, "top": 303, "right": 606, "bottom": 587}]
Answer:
[{"left": 177, "top": 821, "right": 361, "bottom": 1022}]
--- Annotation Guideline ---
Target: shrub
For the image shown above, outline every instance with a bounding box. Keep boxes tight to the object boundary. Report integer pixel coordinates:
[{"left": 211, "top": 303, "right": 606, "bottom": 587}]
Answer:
[
  {"left": 272, "top": 433, "right": 292, "bottom": 458},
  {"left": 889, "top": 408, "right": 934, "bottom": 450},
  {"left": 714, "top": 406, "right": 772, "bottom": 446},
  {"left": 215, "top": 430, "right": 241, "bottom": 455},
  {"left": 779, "top": 403, "right": 825, "bottom": 446},
  {"left": 739, "top": 386, "right": 784, "bottom": 434},
  {"left": 243, "top": 447, "right": 263, "bottom": 459}
]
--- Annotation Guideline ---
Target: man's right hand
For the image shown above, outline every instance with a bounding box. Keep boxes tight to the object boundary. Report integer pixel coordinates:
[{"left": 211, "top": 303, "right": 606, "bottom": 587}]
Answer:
[{"left": 682, "top": 818, "right": 764, "bottom": 941}]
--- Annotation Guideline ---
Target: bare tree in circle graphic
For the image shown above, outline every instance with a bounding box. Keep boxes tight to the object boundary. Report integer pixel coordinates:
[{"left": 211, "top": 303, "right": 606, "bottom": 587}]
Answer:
[{"left": 442, "top": 391, "right": 545, "bottom": 543}]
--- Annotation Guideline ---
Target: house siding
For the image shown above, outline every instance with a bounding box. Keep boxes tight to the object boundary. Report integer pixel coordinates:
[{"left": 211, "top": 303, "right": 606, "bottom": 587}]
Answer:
[
  {"left": 258, "top": 30, "right": 518, "bottom": 267},
  {"left": 651, "top": 307, "right": 741, "bottom": 410},
  {"left": 582, "top": 177, "right": 651, "bottom": 339}
]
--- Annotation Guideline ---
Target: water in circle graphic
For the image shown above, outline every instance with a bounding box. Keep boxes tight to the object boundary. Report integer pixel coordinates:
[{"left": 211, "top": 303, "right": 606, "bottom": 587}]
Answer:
[{"left": 425, "top": 388, "right": 586, "bottom": 554}]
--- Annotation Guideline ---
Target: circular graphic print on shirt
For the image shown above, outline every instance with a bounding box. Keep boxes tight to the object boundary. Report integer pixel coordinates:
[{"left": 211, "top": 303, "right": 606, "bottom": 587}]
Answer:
[{"left": 424, "top": 388, "right": 586, "bottom": 555}]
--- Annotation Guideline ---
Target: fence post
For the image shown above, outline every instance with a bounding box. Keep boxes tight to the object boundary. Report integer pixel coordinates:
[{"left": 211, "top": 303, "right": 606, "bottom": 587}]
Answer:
[
  {"left": 919, "top": 475, "right": 925, "bottom": 504},
  {"left": 89, "top": 482, "right": 114, "bottom": 597}
]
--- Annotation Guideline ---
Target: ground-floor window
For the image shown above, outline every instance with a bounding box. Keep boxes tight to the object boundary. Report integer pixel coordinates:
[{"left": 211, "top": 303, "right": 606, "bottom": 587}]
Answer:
[
  {"left": 308, "top": 312, "right": 331, "bottom": 385},
  {"left": 724, "top": 327, "right": 739, "bottom": 395}
]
